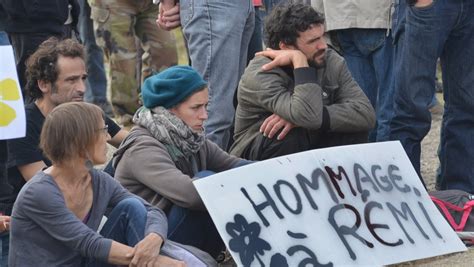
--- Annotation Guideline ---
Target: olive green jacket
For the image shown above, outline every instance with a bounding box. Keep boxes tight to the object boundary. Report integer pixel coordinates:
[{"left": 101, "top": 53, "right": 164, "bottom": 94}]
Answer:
[{"left": 230, "top": 49, "right": 375, "bottom": 157}]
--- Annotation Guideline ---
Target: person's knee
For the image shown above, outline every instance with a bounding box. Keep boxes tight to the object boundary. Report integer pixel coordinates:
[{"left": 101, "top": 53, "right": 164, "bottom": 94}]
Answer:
[
  {"left": 115, "top": 198, "right": 146, "bottom": 217},
  {"left": 325, "top": 131, "right": 369, "bottom": 147},
  {"left": 257, "top": 127, "right": 311, "bottom": 159},
  {"left": 349, "top": 131, "right": 370, "bottom": 144},
  {"left": 194, "top": 170, "right": 216, "bottom": 178}
]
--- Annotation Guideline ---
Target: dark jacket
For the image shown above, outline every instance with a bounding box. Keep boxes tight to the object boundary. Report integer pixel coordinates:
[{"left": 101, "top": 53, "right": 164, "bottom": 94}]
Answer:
[
  {"left": 230, "top": 49, "right": 376, "bottom": 157},
  {"left": 2, "top": 0, "right": 79, "bottom": 34}
]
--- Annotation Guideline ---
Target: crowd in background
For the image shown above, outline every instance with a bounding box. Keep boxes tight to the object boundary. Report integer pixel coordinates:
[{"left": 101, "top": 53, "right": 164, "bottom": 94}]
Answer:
[{"left": 0, "top": 0, "right": 473, "bottom": 265}]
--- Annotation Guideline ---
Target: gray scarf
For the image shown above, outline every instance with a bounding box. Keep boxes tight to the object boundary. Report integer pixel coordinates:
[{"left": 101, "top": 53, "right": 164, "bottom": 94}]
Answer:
[{"left": 133, "top": 106, "right": 205, "bottom": 162}]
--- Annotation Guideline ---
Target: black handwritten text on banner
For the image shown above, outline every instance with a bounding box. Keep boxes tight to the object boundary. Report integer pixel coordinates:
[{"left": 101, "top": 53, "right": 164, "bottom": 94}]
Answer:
[{"left": 194, "top": 142, "right": 466, "bottom": 266}]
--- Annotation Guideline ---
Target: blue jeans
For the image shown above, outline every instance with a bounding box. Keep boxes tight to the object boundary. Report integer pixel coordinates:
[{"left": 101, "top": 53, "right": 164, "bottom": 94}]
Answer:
[
  {"left": 263, "top": 0, "right": 288, "bottom": 11},
  {"left": 389, "top": 0, "right": 474, "bottom": 192},
  {"left": 337, "top": 28, "right": 395, "bottom": 142},
  {"left": 0, "top": 31, "right": 9, "bottom": 46},
  {"left": 247, "top": 6, "right": 263, "bottom": 64},
  {"left": 167, "top": 171, "right": 223, "bottom": 258},
  {"left": 87, "top": 198, "right": 146, "bottom": 266},
  {"left": 78, "top": 0, "right": 108, "bottom": 104},
  {"left": 0, "top": 232, "right": 8, "bottom": 267},
  {"left": 180, "top": 0, "right": 255, "bottom": 150}
]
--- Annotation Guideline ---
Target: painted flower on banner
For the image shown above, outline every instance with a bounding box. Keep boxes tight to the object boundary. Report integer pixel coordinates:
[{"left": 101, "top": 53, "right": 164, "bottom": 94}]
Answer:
[
  {"left": 226, "top": 214, "right": 271, "bottom": 266},
  {"left": 0, "top": 78, "right": 20, "bottom": 126}
]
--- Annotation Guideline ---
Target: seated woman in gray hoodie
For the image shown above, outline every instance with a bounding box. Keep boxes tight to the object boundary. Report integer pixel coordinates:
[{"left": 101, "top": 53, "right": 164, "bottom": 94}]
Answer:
[
  {"left": 113, "top": 66, "right": 249, "bottom": 258},
  {"left": 8, "top": 102, "right": 190, "bottom": 266}
]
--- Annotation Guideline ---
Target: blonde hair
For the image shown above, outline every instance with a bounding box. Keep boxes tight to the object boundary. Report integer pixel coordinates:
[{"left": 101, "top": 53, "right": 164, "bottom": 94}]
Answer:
[{"left": 40, "top": 102, "right": 104, "bottom": 165}]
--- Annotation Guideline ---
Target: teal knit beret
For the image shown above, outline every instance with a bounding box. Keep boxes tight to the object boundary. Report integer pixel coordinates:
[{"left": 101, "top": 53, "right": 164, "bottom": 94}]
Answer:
[{"left": 142, "top": 65, "right": 207, "bottom": 109}]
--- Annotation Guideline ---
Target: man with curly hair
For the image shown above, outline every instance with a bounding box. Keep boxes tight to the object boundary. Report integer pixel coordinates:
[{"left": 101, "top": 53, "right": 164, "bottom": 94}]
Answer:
[
  {"left": 230, "top": 3, "right": 375, "bottom": 160},
  {"left": 6, "top": 38, "right": 128, "bottom": 220}
]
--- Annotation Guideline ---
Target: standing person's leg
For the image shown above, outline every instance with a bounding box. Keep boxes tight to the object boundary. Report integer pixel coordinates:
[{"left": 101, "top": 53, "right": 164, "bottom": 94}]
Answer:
[
  {"left": 388, "top": 0, "right": 406, "bottom": 133},
  {"left": 89, "top": 0, "right": 140, "bottom": 126},
  {"left": 371, "top": 33, "right": 395, "bottom": 142},
  {"left": 180, "top": 0, "right": 254, "bottom": 149},
  {"left": 247, "top": 5, "right": 263, "bottom": 64},
  {"left": 336, "top": 29, "right": 380, "bottom": 142},
  {"left": 389, "top": 0, "right": 448, "bottom": 178},
  {"left": 438, "top": 0, "right": 474, "bottom": 193},
  {"left": 264, "top": 0, "right": 288, "bottom": 13},
  {"left": 250, "top": 0, "right": 292, "bottom": 59},
  {"left": 78, "top": 0, "right": 112, "bottom": 116},
  {"left": 135, "top": 1, "right": 177, "bottom": 82}
]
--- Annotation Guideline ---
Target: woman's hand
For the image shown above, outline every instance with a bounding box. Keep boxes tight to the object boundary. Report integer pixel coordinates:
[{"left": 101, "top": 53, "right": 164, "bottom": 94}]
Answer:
[
  {"left": 0, "top": 215, "right": 10, "bottom": 232},
  {"left": 128, "top": 233, "right": 164, "bottom": 266}
]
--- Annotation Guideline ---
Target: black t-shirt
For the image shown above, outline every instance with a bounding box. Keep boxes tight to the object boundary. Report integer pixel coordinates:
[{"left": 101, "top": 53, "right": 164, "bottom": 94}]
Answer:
[
  {"left": 105, "top": 116, "right": 121, "bottom": 138},
  {"left": 7, "top": 103, "right": 48, "bottom": 210},
  {"left": 5, "top": 102, "right": 121, "bottom": 215},
  {"left": 0, "top": 140, "right": 13, "bottom": 214}
]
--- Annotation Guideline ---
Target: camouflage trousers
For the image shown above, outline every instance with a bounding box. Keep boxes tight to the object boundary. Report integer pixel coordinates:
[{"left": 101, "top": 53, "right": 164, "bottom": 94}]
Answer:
[{"left": 88, "top": 0, "right": 177, "bottom": 120}]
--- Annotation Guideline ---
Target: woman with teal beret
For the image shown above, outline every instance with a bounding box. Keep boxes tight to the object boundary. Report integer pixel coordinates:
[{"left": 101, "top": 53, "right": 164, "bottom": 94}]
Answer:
[{"left": 113, "top": 66, "right": 250, "bottom": 259}]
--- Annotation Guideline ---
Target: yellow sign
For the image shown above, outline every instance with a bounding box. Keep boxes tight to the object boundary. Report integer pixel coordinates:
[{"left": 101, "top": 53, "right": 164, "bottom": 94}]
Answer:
[
  {"left": 0, "top": 78, "right": 21, "bottom": 126},
  {"left": 0, "top": 45, "right": 26, "bottom": 139}
]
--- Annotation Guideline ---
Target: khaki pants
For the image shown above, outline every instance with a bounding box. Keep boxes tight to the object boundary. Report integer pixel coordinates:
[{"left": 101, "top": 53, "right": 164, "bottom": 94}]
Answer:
[{"left": 88, "top": 0, "right": 178, "bottom": 117}]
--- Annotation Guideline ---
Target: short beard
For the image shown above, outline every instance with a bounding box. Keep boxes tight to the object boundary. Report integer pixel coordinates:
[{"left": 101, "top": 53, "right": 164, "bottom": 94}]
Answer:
[{"left": 309, "top": 58, "right": 326, "bottom": 69}]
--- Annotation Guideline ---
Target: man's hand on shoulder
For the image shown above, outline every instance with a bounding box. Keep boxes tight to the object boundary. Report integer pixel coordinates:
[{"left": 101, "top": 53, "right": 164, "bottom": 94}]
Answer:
[
  {"left": 260, "top": 114, "right": 296, "bottom": 140},
  {"left": 256, "top": 48, "right": 309, "bottom": 71}
]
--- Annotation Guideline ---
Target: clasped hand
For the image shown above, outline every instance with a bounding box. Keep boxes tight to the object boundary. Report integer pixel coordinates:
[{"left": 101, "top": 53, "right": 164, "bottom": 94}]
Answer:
[
  {"left": 156, "top": 0, "right": 181, "bottom": 31},
  {"left": 260, "top": 114, "right": 296, "bottom": 140},
  {"left": 128, "top": 233, "right": 185, "bottom": 267}
]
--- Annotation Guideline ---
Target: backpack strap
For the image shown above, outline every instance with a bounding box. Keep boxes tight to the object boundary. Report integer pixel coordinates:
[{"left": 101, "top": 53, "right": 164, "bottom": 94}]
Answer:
[{"left": 431, "top": 196, "right": 474, "bottom": 231}]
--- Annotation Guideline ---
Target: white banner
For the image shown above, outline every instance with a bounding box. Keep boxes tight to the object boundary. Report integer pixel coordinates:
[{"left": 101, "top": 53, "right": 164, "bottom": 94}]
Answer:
[
  {"left": 0, "top": 45, "right": 25, "bottom": 140},
  {"left": 194, "top": 141, "right": 466, "bottom": 266}
]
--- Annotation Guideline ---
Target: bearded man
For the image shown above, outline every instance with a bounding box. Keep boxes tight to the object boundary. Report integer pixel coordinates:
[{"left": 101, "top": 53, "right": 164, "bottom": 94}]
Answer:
[{"left": 230, "top": 3, "right": 375, "bottom": 160}]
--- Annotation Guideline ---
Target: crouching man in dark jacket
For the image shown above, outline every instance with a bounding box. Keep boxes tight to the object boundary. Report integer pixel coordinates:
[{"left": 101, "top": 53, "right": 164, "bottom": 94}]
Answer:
[{"left": 230, "top": 3, "right": 375, "bottom": 160}]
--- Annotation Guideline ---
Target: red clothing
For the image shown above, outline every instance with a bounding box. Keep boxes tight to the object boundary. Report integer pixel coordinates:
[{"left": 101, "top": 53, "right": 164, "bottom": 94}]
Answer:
[{"left": 253, "top": 0, "right": 262, "bottom": 6}]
